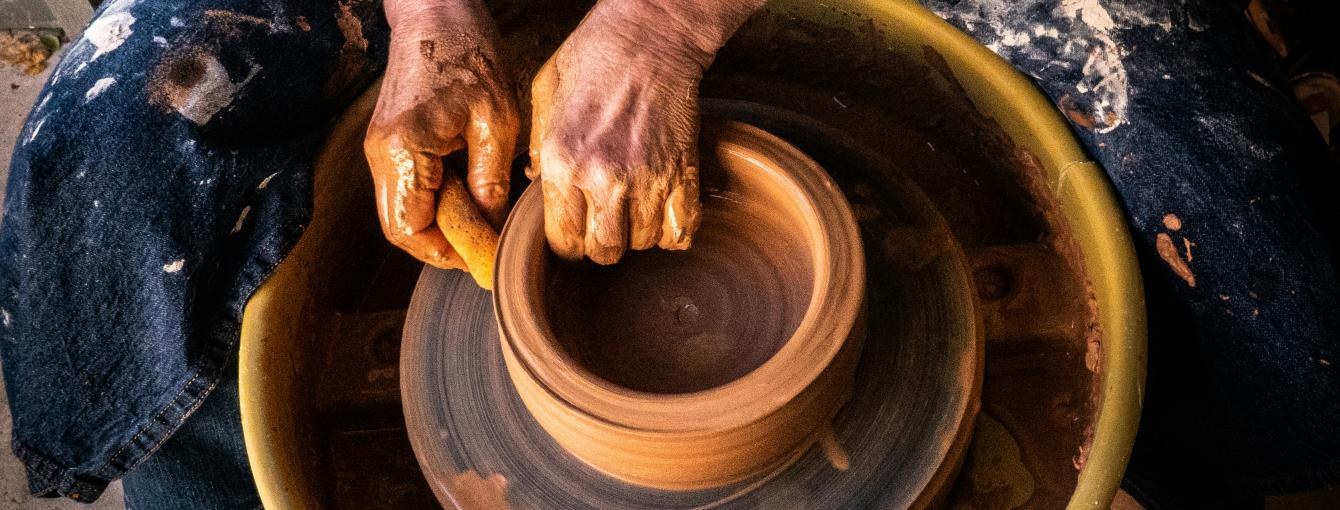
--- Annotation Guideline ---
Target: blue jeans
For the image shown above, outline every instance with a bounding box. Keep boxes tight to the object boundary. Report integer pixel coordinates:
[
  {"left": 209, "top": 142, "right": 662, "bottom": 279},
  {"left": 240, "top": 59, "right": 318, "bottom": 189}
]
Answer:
[
  {"left": 0, "top": 0, "right": 388, "bottom": 503},
  {"left": 120, "top": 360, "right": 260, "bottom": 510}
]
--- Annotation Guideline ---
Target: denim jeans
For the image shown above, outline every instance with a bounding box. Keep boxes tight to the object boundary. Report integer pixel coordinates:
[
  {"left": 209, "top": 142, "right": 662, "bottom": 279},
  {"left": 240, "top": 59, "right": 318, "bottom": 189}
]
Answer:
[
  {"left": 120, "top": 359, "right": 260, "bottom": 510},
  {"left": 0, "top": 0, "right": 388, "bottom": 503}
]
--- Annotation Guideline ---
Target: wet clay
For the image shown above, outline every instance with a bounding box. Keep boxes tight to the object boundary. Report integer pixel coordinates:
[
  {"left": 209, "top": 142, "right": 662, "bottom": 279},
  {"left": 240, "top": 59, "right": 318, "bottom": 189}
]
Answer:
[
  {"left": 493, "top": 120, "right": 865, "bottom": 490},
  {"left": 1157, "top": 232, "right": 1197, "bottom": 287},
  {"left": 545, "top": 156, "right": 814, "bottom": 393}
]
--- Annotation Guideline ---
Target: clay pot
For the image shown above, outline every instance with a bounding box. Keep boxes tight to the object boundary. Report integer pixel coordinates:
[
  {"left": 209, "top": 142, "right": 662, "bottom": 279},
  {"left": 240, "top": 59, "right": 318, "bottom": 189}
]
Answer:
[{"left": 493, "top": 119, "right": 866, "bottom": 490}]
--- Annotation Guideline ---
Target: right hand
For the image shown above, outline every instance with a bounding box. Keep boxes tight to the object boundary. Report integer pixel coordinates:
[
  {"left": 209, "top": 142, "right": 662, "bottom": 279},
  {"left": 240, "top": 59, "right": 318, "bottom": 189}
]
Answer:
[{"left": 364, "top": 0, "right": 519, "bottom": 270}]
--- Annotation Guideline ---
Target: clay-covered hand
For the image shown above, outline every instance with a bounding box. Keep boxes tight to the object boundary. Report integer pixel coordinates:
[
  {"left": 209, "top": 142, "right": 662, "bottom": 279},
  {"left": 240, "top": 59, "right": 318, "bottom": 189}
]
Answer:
[
  {"left": 365, "top": 0, "right": 519, "bottom": 271},
  {"left": 529, "top": 0, "right": 765, "bottom": 264}
]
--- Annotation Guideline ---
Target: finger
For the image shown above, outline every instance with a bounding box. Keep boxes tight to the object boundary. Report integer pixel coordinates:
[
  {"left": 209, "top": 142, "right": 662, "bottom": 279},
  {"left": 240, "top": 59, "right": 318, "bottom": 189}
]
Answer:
[
  {"left": 542, "top": 178, "right": 586, "bottom": 261},
  {"left": 659, "top": 162, "right": 702, "bottom": 251},
  {"left": 629, "top": 177, "right": 668, "bottom": 251},
  {"left": 526, "top": 59, "right": 558, "bottom": 182},
  {"left": 372, "top": 174, "right": 466, "bottom": 269},
  {"left": 365, "top": 133, "right": 464, "bottom": 269},
  {"left": 584, "top": 184, "right": 630, "bottom": 265},
  {"left": 466, "top": 103, "right": 518, "bottom": 229}
]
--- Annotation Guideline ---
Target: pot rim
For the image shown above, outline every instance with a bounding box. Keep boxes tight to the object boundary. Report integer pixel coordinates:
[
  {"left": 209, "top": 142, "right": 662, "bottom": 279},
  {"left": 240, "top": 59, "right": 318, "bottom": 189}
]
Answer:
[{"left": 493, "top": 119, "right": 866, "bottom": 433}]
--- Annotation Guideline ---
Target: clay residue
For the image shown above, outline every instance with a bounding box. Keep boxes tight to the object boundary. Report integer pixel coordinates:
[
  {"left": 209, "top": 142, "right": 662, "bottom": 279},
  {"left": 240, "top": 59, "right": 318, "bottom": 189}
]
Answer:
[
  {"left": 1156, "top": 232, "right": 1196, "bottom": 287},
  {"left": 84, "top": 77, "right": 116, "bottom": 103},
  {"left": 443, "top": 471, "right": 509, "bottom": 509},
  {"left": 325, "top": 1, "right": 371, "bottom": 99},
  {"left": 819, "top": 427, "right": 851, "bottom": 471},
  {"left": 925, "top": 0, "right": 1132, "bottom": 133},
  {"left": 0, "top": 31, "right": 53, "bottom": 75},
  {"left": 84, "top": 11, "right": 136, "bottom": 62},
  {"left": 1162, "top": 213, "right": 1182, "bottom": 230},
  {"left": 149, "top": 46, "right": 260, "bottom": 125},
  {"left": 163, "top": 259, "right": 185, "bottom": 273},
  {"left": 204, "top": 9, "right": 274, "bottom": 29}
]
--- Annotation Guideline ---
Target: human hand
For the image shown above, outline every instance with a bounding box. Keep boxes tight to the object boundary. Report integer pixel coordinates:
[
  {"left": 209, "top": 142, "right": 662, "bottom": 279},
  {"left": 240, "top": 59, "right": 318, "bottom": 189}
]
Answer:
[
  {"left": 528, "top": 0, "right": 764, "bottom": 264},
  {"left": 365, "top": 0, "right": 518, "bottom": 286}
]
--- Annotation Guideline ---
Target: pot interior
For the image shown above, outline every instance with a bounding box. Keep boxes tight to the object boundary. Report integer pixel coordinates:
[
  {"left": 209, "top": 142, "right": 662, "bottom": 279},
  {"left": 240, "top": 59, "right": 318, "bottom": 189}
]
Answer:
[{"left": 537, "top": 134, "right": 819, "bottom": 394}]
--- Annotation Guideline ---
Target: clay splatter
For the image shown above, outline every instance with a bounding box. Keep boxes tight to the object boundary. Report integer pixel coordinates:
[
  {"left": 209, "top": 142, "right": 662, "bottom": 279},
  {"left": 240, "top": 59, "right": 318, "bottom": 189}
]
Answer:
[
  {"left": 326, "top": 1, "right": 370, "bottom": 97},
  {"left": 84, "top": 12, "right": 136, "bottom": 61},
  {"left": 84, "top": 77, "right": 117, "bottom": 103},
  {"left": 1, "top": 308, "right": 11, "bottom": 328},
  {"left": 149, "top": 47, "right": 260, "bottom": 125},
  {"left": 25, "top": 117, "right": 45, "bottom": 145},
  {"left": 232, "top": 206, "right": 251, "bottom": 233},
  {"left": 203, "top": 9, "right": 272, "bottom": 28},
  {"left": 1156, "top": 232, "right": 1196, "bottom": 287},
  {"left": 926, "top": 0, "right": 1205, "bottom": 133},
  {"left": 163, "top": 259, "right": 185, "bottom": 273},
  {"left": 819, "top": 427, "right": 851, "bottom": 471},
  {"left": 257, "top": 171, "right": 280, "bottom": 189},
  {"left": 1162, "top": 213, "right": 1181, "bottom": 230},
  {"left": 389, "top": 147, "right": 418, "bottom": 236}
]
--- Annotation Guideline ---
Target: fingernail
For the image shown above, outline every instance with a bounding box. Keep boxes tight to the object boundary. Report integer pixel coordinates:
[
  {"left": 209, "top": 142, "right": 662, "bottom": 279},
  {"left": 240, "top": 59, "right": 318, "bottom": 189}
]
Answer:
[
  {"left": 590, "top": 244, "right": 624, "bottom": 265},
  {"left": 673, "top": 228, "right": 692, "bottom": 248}
]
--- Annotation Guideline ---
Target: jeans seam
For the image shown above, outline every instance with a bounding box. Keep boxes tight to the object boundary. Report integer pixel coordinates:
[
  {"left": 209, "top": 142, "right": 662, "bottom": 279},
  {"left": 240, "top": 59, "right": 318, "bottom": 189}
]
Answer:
[
  {"left": 91, "top": 327, "right": 234, "bottom": 482},
  {"left": 10, "top": 441, "right": 60, "bottom": 496}
]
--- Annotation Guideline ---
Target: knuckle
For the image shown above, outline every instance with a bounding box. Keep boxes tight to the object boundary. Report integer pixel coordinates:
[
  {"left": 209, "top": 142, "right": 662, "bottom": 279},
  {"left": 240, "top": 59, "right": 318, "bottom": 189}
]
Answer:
[
  {"left": 578, "top": 160, "right": 626, "bottom": 192},
  {"left": 475, "top": 182, "right": 508, "bottom": 202}
]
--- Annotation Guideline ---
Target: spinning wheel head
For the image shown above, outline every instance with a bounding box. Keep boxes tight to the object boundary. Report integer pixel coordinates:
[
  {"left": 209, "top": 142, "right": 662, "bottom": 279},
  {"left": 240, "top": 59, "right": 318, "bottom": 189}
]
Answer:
[{"left": 400, "top": 103, "right": 981, "bottom": 509}]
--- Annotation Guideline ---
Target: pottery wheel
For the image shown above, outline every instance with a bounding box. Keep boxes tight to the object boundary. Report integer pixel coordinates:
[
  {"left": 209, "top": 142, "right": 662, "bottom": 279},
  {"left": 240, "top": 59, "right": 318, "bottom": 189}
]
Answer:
[{"left": 401, "top": 102, "right": 982, "bottom": 509}]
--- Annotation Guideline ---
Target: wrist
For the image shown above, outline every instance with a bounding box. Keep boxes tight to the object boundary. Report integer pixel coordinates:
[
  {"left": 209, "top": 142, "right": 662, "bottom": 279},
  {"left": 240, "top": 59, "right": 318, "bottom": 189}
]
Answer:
[
  {"left": 588, "top": 0, "right": 765, "bottom": 60},
  {"left": 384, "top": 0, "right": 491, "bottom": 34}
]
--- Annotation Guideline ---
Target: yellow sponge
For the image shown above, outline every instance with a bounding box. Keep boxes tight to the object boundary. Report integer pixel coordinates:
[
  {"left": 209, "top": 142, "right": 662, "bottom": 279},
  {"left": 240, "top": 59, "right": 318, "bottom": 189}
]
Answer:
[{"left": 436, "top": 174, "right": 498, "bottom": 290}]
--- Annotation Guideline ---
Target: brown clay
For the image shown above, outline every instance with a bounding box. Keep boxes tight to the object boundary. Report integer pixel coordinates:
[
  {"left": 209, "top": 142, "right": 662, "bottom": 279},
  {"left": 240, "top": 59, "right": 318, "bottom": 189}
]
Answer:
[
  {"left": 1162, "top": 213, "right": 1182, "bottom": 231},
  {"left": 1156, "top": 232, "right": 1196, "bottom": 287},
  {"left": 493, "top": 119, "right": 866, "bottom": 490}
]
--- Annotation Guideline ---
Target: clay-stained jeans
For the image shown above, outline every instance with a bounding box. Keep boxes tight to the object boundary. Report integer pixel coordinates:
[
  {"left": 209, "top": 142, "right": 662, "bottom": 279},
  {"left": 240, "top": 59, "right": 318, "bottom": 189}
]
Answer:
[{"left": 924, "top": 0, "right": 1340, "bottom": 507}]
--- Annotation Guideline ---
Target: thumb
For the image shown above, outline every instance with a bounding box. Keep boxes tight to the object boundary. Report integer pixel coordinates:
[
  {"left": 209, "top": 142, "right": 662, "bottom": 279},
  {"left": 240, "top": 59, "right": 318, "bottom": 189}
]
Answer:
[{"left": 466, "top": 103, "right": 517, "bottom": 230}]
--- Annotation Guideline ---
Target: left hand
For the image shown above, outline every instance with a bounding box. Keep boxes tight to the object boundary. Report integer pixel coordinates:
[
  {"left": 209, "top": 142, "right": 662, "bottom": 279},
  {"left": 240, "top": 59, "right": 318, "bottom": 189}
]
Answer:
[{"left": 364, "top": 0, "right": 519, "bottom": 275}]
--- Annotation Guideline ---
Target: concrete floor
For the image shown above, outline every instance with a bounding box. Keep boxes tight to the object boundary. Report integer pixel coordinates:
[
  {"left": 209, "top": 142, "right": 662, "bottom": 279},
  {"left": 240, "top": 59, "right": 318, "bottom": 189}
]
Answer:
[{"left": 1, "top": 50, "right": 126, "bottom": 510}]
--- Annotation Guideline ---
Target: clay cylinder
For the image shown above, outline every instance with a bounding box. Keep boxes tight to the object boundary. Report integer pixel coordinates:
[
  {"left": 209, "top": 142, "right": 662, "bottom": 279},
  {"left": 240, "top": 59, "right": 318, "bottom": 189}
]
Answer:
[{"left": 493, "top": 120, "right": 865, "bottom": 490}]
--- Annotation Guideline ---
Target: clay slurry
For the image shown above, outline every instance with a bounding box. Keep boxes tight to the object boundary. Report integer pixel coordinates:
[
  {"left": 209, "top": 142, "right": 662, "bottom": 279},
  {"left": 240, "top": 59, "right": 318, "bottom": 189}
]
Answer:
[{"left": 544, "top": 182, "right": 815, "bottom": 394}]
